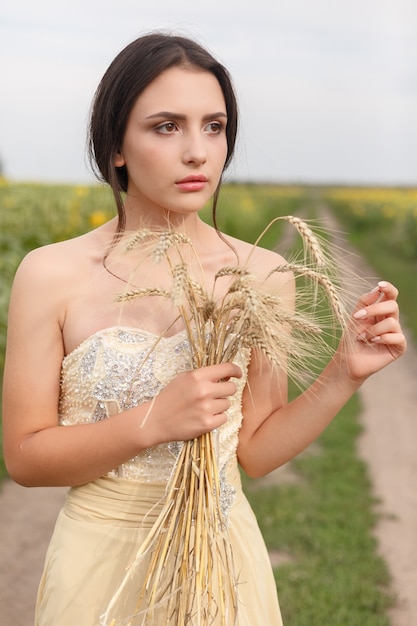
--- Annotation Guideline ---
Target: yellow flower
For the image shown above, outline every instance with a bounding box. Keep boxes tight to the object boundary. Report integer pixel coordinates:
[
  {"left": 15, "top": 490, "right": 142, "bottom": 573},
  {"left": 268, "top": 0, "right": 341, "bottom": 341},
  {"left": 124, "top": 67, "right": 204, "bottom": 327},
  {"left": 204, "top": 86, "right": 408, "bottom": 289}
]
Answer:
[
  {"left": 74, "top": 185, "right": 89, "bottom": 198},
  {"left": 89, "top": 210, "right": 108, "bottom": 228}
]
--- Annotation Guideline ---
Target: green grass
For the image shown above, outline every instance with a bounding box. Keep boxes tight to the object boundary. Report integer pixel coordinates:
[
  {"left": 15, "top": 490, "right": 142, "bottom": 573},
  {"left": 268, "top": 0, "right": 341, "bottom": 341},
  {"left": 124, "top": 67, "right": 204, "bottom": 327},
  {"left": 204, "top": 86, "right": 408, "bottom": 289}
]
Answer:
[{"left": 243, "top": 394, "right": 392, "bottom": 625}]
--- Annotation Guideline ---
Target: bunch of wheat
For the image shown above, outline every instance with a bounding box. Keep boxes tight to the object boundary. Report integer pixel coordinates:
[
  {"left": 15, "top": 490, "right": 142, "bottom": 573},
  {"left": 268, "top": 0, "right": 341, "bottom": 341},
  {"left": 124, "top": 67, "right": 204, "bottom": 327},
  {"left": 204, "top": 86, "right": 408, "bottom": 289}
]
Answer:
[{"left": 101, "top": 217, "right": 349, "bottom": 625}]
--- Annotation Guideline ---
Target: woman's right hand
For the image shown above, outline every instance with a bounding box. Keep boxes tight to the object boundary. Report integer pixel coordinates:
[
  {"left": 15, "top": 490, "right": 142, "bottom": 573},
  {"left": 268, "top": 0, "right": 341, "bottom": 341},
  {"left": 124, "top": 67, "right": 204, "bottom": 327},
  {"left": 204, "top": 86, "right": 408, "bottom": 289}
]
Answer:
[{"left": 143, "top": 362, "right": 242, "bottom": 445}]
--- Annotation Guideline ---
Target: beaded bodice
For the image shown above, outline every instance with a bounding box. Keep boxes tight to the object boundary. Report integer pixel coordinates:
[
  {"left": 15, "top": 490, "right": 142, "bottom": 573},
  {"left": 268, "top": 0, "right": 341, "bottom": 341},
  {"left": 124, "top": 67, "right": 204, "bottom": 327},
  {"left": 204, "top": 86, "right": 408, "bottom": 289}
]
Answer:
[{"left": 59, "top": 327, "right": 250, "bottom": 483}]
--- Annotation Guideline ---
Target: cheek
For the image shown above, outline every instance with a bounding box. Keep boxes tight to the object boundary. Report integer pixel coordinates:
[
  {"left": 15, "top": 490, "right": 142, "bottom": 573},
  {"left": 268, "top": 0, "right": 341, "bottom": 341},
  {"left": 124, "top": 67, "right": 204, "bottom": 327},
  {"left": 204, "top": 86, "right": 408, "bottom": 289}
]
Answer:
[
  {"left": 123, "top": 142, "right": 161, "bottom": 176},
  {"left": 137, "top": 142, "right": 173, "bottom": 170}
]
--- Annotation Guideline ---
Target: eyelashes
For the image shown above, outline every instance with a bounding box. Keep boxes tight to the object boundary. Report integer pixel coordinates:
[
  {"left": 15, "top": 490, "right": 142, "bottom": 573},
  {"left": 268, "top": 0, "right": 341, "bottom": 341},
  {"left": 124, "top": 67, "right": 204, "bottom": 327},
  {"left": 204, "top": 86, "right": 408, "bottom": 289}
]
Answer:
[
  {"left": 154, "top": 120, "right": 226, "bottom": 135},
  {"left": 155, "top": 121, "right": 177, "bottom": 134},
  {"left": 205, "top": 121, "right": 225, "bottom": 134}
]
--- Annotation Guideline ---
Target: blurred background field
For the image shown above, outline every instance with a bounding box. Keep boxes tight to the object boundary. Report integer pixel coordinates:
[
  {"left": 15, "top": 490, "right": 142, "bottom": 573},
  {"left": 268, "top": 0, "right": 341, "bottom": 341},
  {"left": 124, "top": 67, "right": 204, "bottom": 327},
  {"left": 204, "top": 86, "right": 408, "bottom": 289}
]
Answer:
[
  {"left": 0, "top": 180, "right": 416, "bottom": 625},
  {"left": 1, "top": 180, "right": 416, "bottom": 371},
  {"left": 322, "top": 186, "right": 417, "bottom": 343}
]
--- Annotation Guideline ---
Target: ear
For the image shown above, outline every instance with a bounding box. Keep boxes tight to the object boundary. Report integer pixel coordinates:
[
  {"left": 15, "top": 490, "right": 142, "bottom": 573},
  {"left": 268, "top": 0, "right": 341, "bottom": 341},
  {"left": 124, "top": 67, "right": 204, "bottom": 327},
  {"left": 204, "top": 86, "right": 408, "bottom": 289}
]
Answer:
[{"left": 114, "top": 151, "right": 125, "bottom": 167}]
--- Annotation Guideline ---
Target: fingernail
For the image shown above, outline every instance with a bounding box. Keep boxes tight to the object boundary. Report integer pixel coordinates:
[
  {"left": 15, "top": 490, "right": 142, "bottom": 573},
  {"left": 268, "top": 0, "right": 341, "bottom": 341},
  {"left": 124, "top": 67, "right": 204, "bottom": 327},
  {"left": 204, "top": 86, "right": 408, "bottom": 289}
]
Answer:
[
  {"left": 371, "top": 336, "right": 381, "bottom": 343},
  {"left": 378, "top": 281, "right": 388, "bottom": 288},
  {"left": 357, "top": 331, "right": 367, "bottom": 341},
  {"left": 353, "top": 309, "right": 367, "bottom": 319}
]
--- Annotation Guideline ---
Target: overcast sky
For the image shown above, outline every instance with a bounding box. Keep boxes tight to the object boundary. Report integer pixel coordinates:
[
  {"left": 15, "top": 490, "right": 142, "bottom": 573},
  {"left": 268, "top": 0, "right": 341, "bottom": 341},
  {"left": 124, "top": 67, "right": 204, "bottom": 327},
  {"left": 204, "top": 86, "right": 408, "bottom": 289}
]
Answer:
[{"left": 1, "top": 0, "right": 416, "bottom": 185}]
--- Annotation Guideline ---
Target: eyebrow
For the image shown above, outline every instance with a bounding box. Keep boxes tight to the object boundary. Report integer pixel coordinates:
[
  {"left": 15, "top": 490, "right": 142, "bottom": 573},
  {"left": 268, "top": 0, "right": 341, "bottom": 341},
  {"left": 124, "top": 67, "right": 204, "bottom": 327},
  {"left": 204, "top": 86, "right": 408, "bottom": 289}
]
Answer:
[{"left": 145, "top": 111, "right": 228, "bottom": 121}]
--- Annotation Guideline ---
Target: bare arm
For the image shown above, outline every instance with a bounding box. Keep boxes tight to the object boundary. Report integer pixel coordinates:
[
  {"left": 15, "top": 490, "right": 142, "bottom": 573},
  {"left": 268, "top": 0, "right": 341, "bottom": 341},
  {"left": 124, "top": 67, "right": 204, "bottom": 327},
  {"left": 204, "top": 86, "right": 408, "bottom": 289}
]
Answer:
[
  {"left": 238, "top": 281, "right": 407, "bottom": 477},
  {"left": 4, "top": 366, "right": 241, "bottom": 487}
]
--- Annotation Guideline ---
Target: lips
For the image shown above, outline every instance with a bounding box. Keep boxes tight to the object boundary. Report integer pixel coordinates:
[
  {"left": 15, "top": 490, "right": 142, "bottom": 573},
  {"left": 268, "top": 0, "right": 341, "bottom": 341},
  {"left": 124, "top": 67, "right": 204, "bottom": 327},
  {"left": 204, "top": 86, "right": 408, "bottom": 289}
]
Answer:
[{"left": 176, "top": 174, "right": 208, "bottom": 192}]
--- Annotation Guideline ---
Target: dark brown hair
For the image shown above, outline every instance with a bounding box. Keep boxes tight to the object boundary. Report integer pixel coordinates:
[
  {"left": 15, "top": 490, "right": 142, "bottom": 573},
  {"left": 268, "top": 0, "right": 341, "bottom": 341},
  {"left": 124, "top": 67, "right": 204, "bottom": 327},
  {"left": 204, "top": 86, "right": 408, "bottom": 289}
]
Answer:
[{"left": 88, "top": 32, "right": 239, "bottom": 232}]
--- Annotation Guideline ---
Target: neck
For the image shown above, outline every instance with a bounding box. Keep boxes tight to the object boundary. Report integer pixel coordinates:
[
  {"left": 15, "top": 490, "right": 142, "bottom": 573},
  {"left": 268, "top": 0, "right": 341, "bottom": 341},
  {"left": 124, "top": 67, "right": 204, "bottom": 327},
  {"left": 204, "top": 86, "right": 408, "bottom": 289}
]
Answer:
[{"left": 122, "top": 205, "right": 211, "bottom": 244}]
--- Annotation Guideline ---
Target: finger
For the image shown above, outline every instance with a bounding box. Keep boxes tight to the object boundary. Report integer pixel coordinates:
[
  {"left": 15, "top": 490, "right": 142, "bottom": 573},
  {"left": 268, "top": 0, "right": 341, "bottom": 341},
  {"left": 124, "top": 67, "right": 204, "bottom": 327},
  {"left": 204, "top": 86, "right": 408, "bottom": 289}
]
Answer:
[
  {"left": 214, "top": 380, "right": 238, "bottom": 398},
  {"left": 357, "top": 319, "right": 404, "bottom": 344},
  {"left": 375, "top": 280, "right": 399, "bottom": 300},
  {"left": 223, "top": 362, "right": 243, "bottom": 380},
  {"left": 353, "top": 300, "right": 399, "bottom": 322},
  {"left": 204, "top": 362, "right": 243, "bottom": 381},
  {"left": 355, "top": 281, "right": 398, "bottom": 310},
  {"left": 212, "top": 397, "right": 232, "bottom": 415},
  {"left": 358, "top": 317, "right": 399, "bottom": 341},
  {"left": 370, "top": 332, "right": 407, "bottom": 351}
]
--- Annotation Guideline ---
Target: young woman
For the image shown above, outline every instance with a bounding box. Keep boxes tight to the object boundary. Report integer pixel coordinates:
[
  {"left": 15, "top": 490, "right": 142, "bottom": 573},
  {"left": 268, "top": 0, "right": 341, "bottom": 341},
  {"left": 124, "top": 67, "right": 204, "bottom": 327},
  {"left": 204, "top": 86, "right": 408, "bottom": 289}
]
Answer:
[{"left": 2, "top": 33, "right": 406, "bottom": 625}]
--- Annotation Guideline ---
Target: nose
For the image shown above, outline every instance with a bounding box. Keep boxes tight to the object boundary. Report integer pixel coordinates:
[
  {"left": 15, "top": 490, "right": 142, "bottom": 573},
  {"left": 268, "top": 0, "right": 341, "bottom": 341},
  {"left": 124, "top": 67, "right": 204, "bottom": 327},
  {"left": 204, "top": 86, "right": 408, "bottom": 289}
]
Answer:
[{"left": 182, "top": 129, "right": 207, "bottom": 165}]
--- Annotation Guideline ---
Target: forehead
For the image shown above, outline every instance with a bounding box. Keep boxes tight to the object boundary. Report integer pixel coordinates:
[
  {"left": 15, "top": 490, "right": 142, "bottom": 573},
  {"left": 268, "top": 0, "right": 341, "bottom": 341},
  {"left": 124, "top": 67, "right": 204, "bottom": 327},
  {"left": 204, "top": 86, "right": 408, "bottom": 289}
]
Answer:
[{"left": 133, "top": 66, "right": 226, "bottom": 115}]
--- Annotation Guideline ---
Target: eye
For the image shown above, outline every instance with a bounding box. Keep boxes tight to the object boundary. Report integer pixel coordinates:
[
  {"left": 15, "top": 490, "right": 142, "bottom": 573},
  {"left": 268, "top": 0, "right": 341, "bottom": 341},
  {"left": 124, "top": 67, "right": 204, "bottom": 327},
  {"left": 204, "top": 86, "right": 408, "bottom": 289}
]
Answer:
[
  {"left": 155, "top": 122, "right": 178, "bottom": 134},
  {"left": 205, "top": 121, "right": 225, "bottom": 134}
]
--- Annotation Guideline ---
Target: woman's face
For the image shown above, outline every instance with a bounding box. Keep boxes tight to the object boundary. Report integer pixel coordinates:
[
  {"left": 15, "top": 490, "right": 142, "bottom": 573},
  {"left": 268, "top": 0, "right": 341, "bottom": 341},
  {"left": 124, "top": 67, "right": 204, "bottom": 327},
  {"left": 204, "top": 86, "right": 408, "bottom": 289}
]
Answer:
[{"left": 115, "top": 66, "right": 228, "bottom": 222}]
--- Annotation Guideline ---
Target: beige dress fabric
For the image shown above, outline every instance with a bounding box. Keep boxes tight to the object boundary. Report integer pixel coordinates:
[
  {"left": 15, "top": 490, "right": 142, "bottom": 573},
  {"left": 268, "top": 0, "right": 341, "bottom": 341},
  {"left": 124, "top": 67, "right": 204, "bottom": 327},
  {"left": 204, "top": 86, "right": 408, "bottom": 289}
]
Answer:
[{"left": 35, "top": 327, "right": 283, "bottom": 625}]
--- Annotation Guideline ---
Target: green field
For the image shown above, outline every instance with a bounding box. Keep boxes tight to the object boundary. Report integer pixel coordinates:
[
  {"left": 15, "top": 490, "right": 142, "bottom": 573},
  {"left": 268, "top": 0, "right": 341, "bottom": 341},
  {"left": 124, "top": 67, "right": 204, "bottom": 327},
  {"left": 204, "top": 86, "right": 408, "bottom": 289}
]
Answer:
[
  {"left": 321, "top": 185, "right": 417, "bottom": 343},
  {"left": 1, "top": 179, "right": 415, "bottom": 624}
]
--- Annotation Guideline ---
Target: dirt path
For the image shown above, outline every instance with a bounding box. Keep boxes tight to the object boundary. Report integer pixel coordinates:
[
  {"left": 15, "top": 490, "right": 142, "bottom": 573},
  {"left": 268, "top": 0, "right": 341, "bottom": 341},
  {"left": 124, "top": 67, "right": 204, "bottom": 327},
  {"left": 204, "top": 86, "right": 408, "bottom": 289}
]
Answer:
[
  {"left": 320, "top": 205, "right": 417, "bottom": 625},
  {"left": 0, "top": 210, "right": 416, "bottom": 625},
  {"left": 0, "top": 482, "right": 66, "bottom": 625},
  {"left": 359, "top": 333, "right": 417, "bottom": 625}
]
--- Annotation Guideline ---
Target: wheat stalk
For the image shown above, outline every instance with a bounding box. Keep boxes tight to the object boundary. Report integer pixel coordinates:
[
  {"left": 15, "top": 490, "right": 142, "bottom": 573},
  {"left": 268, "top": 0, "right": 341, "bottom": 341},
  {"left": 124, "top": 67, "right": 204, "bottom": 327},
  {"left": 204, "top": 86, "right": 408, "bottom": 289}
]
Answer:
[
  {"left": 246, "top": 215, "right": 328, "bottom": 268},
  {"left": 115, "top": 287, "right": 171, "bottom": 302},
  {"left": 281, "top": 215, "right": 327, "bottom": 267},
  {"left": 266, "top": 262, "right": 347, "bottom": 329},
  {"left": 101, "top": 217, "right": 348, "bottom": 625}
]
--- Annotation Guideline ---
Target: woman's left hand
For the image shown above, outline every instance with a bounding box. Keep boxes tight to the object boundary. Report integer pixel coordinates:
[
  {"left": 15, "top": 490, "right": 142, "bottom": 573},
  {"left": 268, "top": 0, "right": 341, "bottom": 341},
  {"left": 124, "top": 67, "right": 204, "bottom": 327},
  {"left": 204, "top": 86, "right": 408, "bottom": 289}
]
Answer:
[{"left": 344, "top": 280, "right": 407, "bottom": 382}]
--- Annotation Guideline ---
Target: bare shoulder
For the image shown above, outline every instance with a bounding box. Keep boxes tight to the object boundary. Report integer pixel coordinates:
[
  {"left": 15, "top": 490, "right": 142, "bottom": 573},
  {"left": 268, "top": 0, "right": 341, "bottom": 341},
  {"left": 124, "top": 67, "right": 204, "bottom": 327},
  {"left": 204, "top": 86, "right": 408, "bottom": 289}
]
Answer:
[
  {"left": 10, "top": 222, "right": 116, "bottom": 326},
  {"left": 14, "top": 222, "right": 114, "bottom": 286}
]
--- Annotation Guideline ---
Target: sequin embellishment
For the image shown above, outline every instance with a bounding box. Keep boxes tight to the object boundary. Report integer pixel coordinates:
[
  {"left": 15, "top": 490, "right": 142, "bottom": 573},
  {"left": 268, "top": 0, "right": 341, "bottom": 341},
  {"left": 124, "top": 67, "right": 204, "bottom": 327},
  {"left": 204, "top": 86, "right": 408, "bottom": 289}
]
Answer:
[
  {"left": 59, "top": 327, "right": 250, "bottom": 504},
  {"left": 219, "top": 465, "right": 237, "bottom": 525}
]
